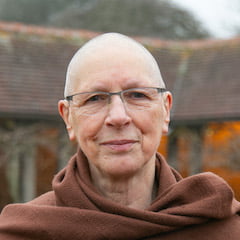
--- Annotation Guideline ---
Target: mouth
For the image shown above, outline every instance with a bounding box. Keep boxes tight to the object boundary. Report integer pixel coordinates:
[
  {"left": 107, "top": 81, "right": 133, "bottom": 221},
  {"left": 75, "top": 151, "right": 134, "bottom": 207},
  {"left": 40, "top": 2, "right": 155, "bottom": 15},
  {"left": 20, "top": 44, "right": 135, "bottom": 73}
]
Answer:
[{"left": 100, "top": 139, "right": 138, "bottom": 152}]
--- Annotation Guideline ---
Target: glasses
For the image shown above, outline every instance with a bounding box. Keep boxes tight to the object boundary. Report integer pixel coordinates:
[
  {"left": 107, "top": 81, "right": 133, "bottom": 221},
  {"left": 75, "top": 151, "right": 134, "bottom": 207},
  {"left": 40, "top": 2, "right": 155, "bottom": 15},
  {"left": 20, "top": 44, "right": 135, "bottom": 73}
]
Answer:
[{"left": 66, "top": 87, "right": 166, "bottom": 116}]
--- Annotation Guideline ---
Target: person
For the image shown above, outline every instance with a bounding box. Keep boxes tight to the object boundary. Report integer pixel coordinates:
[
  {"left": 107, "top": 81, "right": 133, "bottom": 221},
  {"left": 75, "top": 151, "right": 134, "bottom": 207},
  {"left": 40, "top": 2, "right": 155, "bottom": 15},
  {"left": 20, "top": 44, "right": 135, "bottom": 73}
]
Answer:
[{"left": 0, "top": 33, "right": 239, "bottom": 240}]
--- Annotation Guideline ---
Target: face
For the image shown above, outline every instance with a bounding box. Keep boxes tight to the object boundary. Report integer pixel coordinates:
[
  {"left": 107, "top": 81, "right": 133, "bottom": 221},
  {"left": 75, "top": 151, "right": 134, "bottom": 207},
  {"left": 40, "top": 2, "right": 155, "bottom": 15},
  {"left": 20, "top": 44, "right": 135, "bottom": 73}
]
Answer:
[{"left": 59, "top": 46, "right": 172, "bottom": 179}]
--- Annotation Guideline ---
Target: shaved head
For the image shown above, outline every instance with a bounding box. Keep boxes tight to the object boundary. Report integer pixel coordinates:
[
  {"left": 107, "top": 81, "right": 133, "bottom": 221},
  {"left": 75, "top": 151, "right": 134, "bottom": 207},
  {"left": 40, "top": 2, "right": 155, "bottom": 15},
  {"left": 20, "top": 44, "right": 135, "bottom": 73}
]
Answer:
[{"left": 64, "top": 33, "right": 165, "bottom": 97}]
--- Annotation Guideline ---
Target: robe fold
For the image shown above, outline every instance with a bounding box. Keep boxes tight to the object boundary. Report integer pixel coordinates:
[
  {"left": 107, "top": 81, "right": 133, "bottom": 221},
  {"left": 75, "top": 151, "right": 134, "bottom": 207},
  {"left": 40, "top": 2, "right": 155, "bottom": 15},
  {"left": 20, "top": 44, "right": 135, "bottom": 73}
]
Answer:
[{"left": 0, "top": 149, "right": 240, "bottom": 239}]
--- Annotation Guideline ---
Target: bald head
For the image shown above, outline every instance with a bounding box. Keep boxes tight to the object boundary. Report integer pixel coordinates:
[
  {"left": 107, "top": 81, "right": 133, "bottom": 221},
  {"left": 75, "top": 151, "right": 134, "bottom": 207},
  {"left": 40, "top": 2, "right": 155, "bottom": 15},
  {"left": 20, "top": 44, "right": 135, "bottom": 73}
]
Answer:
[{"left": 64, "top": 33, "right": 165, "bottom": 97}]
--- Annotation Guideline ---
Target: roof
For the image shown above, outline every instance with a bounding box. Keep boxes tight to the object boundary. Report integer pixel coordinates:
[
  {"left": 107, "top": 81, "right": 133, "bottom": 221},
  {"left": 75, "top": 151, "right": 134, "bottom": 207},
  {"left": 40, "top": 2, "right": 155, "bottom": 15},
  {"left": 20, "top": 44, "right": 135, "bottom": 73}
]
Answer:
[
  {"left": 0, "top": 22, "right": 99, "bottom": 120},
  {"left": 172, "top": 45, "right": 240, "bottom": 123},
  {"left": 0, "top": 21, "right": 240, "bottom": 123}
]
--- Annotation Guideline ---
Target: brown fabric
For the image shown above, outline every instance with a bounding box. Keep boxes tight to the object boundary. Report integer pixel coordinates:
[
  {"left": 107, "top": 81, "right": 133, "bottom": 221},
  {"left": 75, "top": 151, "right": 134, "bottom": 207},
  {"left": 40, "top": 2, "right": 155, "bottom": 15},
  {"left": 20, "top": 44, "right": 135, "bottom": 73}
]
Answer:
[{"left": 0, "top": 149, "right": 240, "bottom": 239}]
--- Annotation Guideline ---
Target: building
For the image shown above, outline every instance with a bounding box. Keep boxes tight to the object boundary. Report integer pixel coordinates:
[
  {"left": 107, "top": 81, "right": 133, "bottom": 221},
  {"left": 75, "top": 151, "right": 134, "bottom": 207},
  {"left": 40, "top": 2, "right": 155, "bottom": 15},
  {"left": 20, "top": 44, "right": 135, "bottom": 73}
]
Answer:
[{"left": 0, "top": 22, "right": 240, "bottom": 209}]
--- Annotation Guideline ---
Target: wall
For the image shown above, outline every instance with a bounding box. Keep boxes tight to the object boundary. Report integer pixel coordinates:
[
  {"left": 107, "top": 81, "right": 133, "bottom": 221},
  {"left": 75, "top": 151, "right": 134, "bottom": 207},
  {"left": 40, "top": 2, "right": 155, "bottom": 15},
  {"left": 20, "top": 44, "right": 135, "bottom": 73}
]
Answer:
[
  {"left": 166, "top": 121, "right": 240, "bottom": 200},
  {"left": 0, "top": 119, "right": 76, "bottom": 210}
]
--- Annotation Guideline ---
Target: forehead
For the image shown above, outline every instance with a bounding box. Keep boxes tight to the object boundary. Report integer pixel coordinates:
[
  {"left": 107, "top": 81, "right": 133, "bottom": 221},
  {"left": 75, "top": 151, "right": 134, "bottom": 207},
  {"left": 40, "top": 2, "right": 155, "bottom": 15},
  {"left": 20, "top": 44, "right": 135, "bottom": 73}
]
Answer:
[{"left": 67, "top": 36, "right": 162, "bottom": 93}]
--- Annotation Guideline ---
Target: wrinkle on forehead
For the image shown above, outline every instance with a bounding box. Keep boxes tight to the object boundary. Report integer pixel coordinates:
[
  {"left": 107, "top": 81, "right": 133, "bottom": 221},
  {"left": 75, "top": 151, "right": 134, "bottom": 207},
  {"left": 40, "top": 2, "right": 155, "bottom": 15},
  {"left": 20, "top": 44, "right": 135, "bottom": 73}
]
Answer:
[{"left": 64, "top": 33, "right": 165, "bottom": 97}]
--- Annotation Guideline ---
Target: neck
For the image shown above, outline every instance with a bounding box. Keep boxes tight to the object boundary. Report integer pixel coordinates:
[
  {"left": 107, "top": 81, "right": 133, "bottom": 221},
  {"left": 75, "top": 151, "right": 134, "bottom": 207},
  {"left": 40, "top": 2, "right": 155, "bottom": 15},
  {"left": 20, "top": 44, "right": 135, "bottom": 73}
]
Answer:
[{"left": 90, "top": 159, "right": 157, "bottom": 210}]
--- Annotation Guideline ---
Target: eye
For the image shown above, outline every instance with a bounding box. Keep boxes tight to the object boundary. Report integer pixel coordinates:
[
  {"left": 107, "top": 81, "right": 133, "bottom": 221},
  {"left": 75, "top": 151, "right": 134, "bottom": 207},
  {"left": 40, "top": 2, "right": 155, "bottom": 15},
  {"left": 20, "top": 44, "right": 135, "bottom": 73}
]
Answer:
[
  {"left": 126, "top": 90, "right": 149, "bottom": 99},
  {"left": 87, "top": 95, "right": 100, "bottom": 102},
  {"left": 132, "top": 92, "right": 147, "bottom": 98},
  {"left": 85, "top": 93, "right": 108, "bottom": 103}
]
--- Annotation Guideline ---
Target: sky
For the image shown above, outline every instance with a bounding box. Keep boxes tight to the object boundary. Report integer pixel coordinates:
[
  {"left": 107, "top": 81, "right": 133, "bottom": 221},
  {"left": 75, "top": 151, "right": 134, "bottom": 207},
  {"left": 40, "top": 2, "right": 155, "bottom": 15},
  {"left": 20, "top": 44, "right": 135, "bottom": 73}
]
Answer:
[{"left": 172, "top": 0, "right": 240, "bottom": 39}]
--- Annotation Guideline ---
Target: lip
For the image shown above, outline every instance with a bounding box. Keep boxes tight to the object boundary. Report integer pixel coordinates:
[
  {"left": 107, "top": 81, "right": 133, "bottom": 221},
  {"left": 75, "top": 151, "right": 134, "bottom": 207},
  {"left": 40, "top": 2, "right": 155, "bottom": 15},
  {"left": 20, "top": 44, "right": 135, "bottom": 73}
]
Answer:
[{"left": 100, "top": 139, "right": 138, "bottom": 152}]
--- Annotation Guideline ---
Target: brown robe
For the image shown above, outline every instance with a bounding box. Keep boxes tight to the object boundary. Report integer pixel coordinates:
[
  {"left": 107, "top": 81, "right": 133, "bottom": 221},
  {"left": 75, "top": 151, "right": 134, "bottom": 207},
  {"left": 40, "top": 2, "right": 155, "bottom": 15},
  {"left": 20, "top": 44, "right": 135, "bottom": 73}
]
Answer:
[{"left": 0, "top": 149, "right": 240, "bottom": 239}]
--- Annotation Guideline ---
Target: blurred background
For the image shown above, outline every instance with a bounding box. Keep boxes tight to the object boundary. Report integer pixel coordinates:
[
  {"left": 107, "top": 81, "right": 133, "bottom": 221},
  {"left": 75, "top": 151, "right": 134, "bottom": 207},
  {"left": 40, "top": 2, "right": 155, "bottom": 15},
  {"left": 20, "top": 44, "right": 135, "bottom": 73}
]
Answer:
[{"left": 0, "top": 0, "right": 240, "bottom": 209}]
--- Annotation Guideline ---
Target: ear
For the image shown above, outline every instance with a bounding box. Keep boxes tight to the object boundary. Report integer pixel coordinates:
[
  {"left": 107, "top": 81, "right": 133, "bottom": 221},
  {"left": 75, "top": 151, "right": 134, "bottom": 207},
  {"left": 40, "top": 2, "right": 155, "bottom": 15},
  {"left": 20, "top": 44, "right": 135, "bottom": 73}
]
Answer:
[
  {"left": 162, "top": 91, "right": 172, "bottom": 135},
  {"left": 58, "top": 100, "right": 76, "bottom": 141}
]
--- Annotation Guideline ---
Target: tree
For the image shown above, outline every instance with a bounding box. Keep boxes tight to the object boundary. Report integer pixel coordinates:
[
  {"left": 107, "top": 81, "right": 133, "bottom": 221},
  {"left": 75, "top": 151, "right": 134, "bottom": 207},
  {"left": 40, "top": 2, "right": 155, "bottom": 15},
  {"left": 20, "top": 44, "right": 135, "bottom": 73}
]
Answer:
[
  {"left": 0, "top": 0, "right": 209, "bottom": 40},
  {"left": 48, "top": 0, "right": 209, "bottom": 40},
  {"left": 0, "top": 0, "right": 72, "bottom": 24}
]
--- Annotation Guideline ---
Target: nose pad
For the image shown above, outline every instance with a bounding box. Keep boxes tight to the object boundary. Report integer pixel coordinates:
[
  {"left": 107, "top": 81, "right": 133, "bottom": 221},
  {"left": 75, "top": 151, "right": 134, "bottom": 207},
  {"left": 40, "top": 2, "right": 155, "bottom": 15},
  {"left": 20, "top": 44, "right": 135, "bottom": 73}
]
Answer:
[
  {"left": 108, "top": 91, "right": 124, "bottom": 104},
  {"left": 105, "top": 95, "right": 131, "bottom": 127},
  {"left": 108, "top": 94, "right": 127, "bottom": 112}
]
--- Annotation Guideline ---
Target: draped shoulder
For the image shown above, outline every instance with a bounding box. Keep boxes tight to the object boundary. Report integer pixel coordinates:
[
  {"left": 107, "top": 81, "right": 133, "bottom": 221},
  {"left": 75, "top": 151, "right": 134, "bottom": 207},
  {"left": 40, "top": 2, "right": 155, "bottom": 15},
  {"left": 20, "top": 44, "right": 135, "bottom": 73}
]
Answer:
[
  {"left": 0, "top": 150, "right": 240, "bottom": 240},
  {"left": 28, "top": 191, "right": 56, "bottom": 206}
]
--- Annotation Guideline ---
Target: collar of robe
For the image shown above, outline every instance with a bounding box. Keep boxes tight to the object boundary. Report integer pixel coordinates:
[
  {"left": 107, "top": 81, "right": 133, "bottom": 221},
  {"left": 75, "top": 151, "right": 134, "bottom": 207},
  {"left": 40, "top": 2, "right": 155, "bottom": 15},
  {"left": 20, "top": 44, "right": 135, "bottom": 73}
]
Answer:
[{"left": 1, "top": 149, "right": 240, "bottom": 239}]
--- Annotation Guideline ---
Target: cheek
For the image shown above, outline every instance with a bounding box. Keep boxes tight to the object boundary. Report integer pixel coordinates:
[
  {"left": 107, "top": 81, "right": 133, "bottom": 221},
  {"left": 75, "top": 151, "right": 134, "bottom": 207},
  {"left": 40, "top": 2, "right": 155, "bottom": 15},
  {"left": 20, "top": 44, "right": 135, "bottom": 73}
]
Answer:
[
  {"left": 136, "top": 108, "right": 163, "bottom": 135},
  {"left": 71, "top": 113, "right": 104, "bottom": 145},
  {"left": 134, "top": 109, "right": 164, "bottom": 150}
]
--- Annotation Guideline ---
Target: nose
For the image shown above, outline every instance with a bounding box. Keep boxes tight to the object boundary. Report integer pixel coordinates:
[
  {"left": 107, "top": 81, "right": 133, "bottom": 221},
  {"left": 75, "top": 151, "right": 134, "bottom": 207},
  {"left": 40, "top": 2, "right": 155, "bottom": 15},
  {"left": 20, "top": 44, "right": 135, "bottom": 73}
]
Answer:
[{"left": 104, "top": 95, "right": 131, "bottom": 128}]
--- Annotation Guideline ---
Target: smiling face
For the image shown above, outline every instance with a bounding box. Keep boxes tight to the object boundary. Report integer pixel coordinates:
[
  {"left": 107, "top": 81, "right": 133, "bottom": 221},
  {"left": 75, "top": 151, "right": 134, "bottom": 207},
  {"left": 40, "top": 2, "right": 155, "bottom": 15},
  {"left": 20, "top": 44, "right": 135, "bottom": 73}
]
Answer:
[{"left": 59, "top": 33, "right": 172, "bottom": 179}]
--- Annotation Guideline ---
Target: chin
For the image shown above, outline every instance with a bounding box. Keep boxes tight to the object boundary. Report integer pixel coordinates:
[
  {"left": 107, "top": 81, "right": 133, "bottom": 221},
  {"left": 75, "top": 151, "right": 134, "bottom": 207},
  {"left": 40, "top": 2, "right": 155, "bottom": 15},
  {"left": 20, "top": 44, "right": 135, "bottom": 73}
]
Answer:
[{"left": 103, "top": 160, "right": 143, "bottom": 179}]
